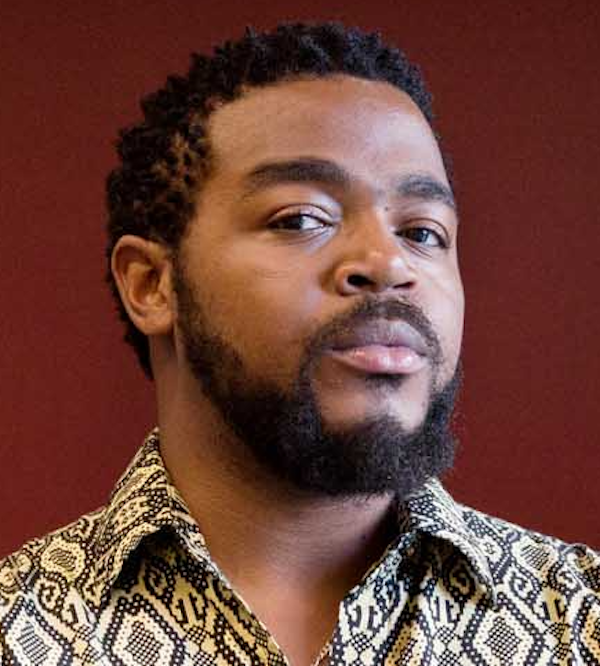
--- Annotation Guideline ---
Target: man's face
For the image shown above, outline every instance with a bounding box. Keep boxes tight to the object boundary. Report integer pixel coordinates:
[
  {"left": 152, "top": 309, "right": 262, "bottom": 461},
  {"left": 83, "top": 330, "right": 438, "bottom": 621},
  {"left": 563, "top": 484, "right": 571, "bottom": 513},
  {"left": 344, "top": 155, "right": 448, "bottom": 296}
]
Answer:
[{"left": 174, "top": 75, "right": 464, "bottom": 497}]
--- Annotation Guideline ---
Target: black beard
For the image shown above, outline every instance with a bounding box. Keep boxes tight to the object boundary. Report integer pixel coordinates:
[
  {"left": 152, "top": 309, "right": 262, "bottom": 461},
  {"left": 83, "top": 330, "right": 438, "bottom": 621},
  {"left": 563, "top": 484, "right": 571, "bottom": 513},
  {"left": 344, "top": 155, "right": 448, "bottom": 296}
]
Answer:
[{"left": 174, "top": 262, "right": 461, "bottom": 500}]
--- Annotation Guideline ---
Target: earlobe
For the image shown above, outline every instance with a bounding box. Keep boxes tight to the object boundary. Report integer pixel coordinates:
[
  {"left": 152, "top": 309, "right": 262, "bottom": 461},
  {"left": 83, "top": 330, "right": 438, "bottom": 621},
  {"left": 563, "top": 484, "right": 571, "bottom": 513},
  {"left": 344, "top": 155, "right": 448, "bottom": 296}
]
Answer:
[{"left": 111, "top": 235, "right": 175, "bottom": 336}]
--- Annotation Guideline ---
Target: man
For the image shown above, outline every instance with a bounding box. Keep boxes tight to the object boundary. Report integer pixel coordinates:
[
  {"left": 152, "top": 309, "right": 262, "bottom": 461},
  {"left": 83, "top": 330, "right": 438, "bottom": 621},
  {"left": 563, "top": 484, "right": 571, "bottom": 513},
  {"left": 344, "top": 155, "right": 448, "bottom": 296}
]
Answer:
[{"left": 0, "top": 22, "right": 598, "bottom": 665}]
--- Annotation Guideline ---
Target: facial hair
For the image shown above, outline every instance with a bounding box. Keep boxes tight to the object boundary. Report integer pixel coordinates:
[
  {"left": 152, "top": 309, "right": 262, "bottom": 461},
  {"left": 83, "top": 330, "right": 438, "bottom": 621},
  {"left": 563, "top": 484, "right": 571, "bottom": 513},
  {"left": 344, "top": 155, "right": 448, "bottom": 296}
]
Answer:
[{"left": 173, "top": 261, "right": 461, "bottom": 500}]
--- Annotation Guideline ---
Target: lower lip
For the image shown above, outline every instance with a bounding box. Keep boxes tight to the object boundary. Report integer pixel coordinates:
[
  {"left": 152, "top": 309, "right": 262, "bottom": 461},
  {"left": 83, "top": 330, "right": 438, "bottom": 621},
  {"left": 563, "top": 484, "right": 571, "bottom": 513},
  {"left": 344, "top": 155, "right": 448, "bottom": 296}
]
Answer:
[{"left": 328, "top": 345, "right": 427, "bottom": 375}]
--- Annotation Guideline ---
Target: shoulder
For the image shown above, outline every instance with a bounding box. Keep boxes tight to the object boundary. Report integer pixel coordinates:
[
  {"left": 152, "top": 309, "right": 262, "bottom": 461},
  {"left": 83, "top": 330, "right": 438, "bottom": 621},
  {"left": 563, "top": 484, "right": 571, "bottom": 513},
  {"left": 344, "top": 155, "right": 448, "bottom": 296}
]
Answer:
[{"left": 0, "top": 508, "right": 104, "bottom": 617}]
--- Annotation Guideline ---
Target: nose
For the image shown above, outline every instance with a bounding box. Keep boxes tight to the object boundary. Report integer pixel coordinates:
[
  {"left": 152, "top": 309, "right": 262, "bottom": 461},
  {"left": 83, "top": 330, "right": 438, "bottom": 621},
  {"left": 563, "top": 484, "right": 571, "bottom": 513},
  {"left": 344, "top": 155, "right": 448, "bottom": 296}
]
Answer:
[{"left": 333, "top": 219, "right": 417, "bottom": 295}]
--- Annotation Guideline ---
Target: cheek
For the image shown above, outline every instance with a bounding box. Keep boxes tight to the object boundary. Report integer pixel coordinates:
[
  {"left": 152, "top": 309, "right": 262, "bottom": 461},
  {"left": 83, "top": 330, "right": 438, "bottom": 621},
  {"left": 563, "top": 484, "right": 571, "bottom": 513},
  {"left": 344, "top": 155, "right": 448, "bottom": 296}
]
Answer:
[
  {"left": 425, "top": 270, "right": 464, "bottom": 374},
  {"left": 196, "top": 259, "right": 323, "bottom": 379}
]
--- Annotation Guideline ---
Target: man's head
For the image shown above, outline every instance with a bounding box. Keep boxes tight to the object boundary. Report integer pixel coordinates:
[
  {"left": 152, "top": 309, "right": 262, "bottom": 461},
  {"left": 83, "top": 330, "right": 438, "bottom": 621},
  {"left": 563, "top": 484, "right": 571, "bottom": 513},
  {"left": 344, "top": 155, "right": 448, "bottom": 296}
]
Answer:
[
  {"left": 109, "top": 23, "right": 464, "bottom": 499},
  {"left": 106, "top": 23, "right": 439, "bottom": 377}
]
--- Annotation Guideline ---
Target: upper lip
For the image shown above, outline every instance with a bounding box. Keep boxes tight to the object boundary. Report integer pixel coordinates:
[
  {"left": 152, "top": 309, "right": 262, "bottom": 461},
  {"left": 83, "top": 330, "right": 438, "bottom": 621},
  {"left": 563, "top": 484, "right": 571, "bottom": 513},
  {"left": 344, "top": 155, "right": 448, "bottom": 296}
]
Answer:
[{"left": 328, "top": 319, "right": 429, "bottom": 356}]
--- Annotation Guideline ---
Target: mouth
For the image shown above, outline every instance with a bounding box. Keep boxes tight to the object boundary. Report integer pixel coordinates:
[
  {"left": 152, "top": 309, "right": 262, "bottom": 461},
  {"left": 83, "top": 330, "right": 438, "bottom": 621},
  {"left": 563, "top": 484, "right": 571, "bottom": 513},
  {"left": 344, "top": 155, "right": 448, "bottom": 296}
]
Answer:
[
  {"left": 326, "top": 319, "right": 429, "bottom": 376},
  {"left": 328, "top": 345, "right": 426, "bottom": 375}
]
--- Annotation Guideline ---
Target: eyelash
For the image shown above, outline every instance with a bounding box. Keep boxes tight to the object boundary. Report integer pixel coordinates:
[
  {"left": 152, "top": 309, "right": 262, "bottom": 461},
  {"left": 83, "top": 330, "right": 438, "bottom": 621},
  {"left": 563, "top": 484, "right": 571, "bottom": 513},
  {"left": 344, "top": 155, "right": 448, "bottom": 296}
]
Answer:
[
  {"left": 268, "top": 213, "right": 448, "bottom": 249},
  {"left": 267, "top": 213, "right": 330, "bottom": 232},
  {"left": 401, "top": 226, "right": 448, "bottom": 249}
]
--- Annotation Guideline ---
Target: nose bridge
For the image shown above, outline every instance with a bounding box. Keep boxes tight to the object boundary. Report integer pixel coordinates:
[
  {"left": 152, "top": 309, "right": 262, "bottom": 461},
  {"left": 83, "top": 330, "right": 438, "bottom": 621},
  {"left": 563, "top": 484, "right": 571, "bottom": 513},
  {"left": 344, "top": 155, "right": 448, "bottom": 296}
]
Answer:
[
  {"left": 353, "top": 208, "right": 404, "bottom": 264},
  {"left": 333, "top": 207, "right": 417, "bottom": 294}
]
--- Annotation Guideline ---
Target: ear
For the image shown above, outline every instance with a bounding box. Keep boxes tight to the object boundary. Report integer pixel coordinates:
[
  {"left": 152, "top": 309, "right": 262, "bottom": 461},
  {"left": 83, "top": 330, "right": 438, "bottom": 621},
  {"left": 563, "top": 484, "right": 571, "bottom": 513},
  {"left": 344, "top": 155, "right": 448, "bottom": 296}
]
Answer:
[{"left": 111, "top": 235, "right": 175, "bottom": 336}]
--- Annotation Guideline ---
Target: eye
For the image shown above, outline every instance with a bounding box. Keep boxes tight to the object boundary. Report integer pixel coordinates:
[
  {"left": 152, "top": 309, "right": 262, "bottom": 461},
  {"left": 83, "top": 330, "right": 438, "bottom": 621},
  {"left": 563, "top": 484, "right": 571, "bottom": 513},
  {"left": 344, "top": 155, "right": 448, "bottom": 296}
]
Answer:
[
  {"left": 268, "top": 211, "right": 331, "bottom": 232},
  {"left": 400, "top": 226, "right": 447, "bottom": 248}
]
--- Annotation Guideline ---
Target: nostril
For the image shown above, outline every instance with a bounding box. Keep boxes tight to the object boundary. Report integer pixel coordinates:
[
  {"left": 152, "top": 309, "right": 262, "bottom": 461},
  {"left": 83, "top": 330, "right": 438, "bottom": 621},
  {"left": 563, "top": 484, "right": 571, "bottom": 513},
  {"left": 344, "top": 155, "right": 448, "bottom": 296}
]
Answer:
[{"left": 347, "top": 274, "right": 373, "bottom": 288}]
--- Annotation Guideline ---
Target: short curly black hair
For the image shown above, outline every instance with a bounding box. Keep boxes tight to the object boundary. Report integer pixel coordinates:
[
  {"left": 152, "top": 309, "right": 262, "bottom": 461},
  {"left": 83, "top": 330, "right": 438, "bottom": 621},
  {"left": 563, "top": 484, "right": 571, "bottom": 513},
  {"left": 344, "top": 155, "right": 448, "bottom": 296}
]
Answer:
[{"left": 106, "top": 22, "right": 438, "bottom": 379}]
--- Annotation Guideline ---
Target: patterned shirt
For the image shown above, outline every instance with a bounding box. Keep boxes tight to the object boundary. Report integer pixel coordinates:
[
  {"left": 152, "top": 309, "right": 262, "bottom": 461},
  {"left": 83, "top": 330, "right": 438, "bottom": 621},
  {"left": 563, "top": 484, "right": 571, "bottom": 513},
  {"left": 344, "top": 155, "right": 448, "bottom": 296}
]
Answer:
[{"left": 1, "top": 429, "right": 599, "bottom": 665}]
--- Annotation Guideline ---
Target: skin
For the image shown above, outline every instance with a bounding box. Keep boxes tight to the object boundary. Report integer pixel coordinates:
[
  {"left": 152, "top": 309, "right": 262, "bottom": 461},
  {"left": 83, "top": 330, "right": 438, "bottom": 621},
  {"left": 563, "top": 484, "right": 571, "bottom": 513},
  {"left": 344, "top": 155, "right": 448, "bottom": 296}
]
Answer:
[{"left": 112, "top": 75, "right": 464, "bottom": 665}]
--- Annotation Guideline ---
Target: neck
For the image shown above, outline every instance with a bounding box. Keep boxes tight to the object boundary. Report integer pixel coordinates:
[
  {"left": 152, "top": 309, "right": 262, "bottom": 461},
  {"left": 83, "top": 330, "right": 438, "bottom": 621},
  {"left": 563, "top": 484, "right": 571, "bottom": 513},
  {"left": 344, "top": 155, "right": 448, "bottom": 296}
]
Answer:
[{"left": 157, "top": 380, "right": 398, "bottom": 599}]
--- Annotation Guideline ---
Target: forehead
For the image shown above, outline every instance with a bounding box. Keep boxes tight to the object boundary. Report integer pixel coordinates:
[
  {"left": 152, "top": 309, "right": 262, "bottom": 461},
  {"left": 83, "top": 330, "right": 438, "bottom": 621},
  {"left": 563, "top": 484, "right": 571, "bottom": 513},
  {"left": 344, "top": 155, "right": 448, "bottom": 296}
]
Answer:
[{"left": 206, "top": 75, "right": 448, "bottom": 188}]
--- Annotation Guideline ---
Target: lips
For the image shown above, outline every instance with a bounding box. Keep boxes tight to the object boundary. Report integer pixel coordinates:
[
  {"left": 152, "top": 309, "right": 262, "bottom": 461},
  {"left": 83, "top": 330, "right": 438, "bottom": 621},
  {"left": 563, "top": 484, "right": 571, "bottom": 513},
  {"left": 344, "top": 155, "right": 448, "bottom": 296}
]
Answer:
[
  {"left": 330, "top": 319, "right": 429, "bottom": 355},
  {"left": 326, "top": 319, "right": 429, "bottom": 375}
]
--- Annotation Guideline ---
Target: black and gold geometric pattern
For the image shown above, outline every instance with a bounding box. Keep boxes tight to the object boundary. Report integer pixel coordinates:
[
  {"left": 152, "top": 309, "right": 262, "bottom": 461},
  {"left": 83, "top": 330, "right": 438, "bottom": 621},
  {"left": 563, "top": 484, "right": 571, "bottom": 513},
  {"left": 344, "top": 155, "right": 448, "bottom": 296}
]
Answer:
[{"left": 1, "top": 429, "right": 599, "bottom": 664}]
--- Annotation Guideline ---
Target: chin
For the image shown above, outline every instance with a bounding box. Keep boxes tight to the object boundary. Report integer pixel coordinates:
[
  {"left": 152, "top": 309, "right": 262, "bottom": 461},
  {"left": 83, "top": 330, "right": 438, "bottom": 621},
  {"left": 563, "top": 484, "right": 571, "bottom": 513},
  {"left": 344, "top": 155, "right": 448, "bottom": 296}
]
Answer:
[{"left": 319, "top": 395, "right": 427, "bottom": 436}]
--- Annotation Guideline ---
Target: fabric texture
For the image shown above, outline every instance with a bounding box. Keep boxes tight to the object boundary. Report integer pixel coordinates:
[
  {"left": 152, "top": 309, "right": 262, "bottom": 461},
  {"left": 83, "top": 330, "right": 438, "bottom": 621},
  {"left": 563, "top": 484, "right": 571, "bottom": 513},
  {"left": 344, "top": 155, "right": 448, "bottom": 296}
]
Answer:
[{"left": 1, "top": 429, "right": 599, "bottom": 665}]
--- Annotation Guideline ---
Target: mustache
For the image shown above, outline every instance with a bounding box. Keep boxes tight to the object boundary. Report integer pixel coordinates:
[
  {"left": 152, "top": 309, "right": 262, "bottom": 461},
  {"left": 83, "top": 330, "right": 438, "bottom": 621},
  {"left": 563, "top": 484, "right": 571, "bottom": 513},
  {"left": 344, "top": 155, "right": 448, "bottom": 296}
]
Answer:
[{"left": 305, "top": 297, "right": 444, "bottom": 366}]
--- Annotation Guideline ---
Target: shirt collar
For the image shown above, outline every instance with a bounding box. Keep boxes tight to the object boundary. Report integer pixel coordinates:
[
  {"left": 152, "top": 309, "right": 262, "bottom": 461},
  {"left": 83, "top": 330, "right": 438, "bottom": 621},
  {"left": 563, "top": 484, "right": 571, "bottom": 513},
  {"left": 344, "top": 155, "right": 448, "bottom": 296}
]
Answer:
[
  {"left": 401, "top": 478, "right": 497, "bottom": 602},
  {"left": 86, "top": 429, "right": 212, "bottom": 607},
  {"left": 86, "top": 429, "right": 496, "bottom": 606}
]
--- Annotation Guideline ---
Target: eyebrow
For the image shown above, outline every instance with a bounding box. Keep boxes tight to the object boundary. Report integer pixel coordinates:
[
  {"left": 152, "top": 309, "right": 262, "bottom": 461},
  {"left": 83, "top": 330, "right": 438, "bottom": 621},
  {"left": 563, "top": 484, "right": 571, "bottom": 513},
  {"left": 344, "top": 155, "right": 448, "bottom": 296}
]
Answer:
[
  {"left": 241, "top": 157, "right": 456, "bottom": 210},
  {"left": 397, "top": 173, "right": 456, "bottom": 210},
  {"left": 242, "top": 158, "right": 350, "bottom": 195}
]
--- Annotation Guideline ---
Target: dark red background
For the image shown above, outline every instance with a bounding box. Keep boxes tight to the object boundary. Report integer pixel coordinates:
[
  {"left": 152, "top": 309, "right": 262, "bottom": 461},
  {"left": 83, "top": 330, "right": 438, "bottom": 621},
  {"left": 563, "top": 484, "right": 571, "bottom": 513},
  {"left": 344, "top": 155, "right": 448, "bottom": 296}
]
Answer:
[{"left": 1, "top": 0, "right": 599, "bottom": 557}]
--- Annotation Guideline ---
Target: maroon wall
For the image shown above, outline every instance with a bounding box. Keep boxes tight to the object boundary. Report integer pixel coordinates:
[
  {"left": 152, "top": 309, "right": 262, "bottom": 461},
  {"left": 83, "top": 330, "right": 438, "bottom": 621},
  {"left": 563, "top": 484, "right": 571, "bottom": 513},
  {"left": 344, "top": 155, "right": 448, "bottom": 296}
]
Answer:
[{"left": 1, "top": 0, "right": 599, "bottom": 557}]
